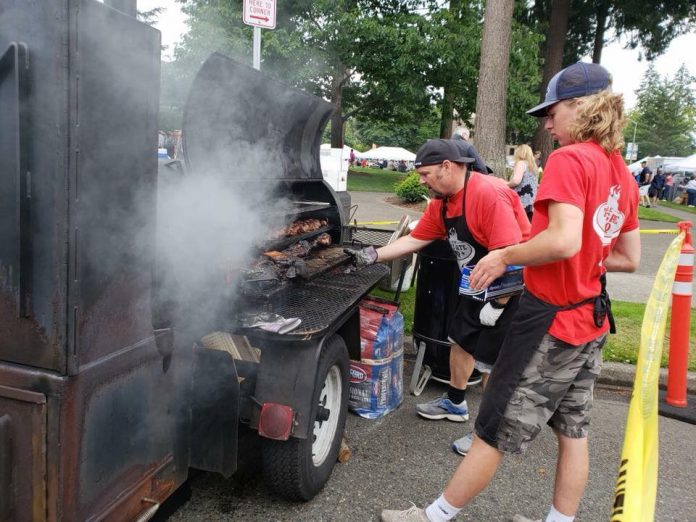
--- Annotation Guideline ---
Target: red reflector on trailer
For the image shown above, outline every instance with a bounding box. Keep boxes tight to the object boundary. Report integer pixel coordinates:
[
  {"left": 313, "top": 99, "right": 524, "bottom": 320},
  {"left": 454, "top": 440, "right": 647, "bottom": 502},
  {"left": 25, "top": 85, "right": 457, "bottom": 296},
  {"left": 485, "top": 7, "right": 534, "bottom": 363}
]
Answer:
[{"left": 258, "top": 403, "right": 295, "bottom": 440}]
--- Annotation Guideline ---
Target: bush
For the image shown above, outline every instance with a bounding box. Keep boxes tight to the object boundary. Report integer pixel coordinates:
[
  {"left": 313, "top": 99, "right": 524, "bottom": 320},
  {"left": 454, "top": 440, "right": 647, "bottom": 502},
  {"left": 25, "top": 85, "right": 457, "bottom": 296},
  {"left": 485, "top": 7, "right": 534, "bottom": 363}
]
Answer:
[{"left": 395, "top": 172, "right": 428, "bottom": 202}]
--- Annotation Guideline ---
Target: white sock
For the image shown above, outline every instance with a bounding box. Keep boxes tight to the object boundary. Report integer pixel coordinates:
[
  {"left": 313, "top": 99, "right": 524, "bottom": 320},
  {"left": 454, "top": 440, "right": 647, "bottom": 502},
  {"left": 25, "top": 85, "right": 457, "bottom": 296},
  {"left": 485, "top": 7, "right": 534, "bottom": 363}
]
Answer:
[
  {"left": 545, "top": 505, "right": 574, "bottom": 522},
  {"left": 425, "top": 494, "right": 461, "bottom": 522}
]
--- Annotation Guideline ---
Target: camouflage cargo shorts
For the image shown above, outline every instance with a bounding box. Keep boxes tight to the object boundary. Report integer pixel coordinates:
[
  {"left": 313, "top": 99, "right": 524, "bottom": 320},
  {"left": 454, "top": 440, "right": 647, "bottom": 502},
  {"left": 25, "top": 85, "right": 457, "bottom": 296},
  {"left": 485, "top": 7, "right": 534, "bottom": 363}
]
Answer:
[{"left": 487, "top": 333, "right": 605, "bottom": 455}]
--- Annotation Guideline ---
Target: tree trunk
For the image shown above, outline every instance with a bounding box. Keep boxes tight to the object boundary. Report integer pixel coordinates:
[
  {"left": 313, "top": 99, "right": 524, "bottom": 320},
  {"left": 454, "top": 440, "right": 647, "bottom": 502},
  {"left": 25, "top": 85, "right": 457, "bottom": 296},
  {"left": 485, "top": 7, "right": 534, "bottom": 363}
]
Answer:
[
  {"left": 473, "top": 0, "right": 515, "bottom": 177},
  {"left": 592, "top": 2, "right": 608, "bottom": 64},
  {"left": 439, "top": 0, "right": 462, "bottom": 138},
  {"left": 330, "top": 61, "right": 347, "bottom": 148},
  {"left": 531, "top": 0, "right": 570, "bottom": 166},
  {"left": 440, "top": 88, "right": 455, "bottom": 138}
]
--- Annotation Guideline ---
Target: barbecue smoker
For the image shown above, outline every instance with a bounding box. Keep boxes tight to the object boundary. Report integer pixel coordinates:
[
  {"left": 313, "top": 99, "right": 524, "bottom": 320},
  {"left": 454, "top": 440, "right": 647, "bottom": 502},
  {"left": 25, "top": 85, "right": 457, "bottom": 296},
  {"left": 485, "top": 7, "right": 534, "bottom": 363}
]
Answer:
[{"left": 0, "top": 2, "right": 388, "bottom": 520}]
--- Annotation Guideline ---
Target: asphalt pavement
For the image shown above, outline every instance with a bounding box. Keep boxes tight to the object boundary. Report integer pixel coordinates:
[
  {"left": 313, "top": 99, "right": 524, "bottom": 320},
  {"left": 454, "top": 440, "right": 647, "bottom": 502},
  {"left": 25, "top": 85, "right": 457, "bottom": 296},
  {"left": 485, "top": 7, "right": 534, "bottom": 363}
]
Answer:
[{"left": 169, "top": 370, "right": 696, "bottom": 521}]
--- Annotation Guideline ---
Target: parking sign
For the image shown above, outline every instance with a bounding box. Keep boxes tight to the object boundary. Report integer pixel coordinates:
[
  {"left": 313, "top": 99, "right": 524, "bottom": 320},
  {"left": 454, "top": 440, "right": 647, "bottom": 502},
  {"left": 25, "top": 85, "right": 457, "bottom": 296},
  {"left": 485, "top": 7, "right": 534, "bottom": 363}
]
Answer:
[{"left": 243, "top": 0, "right": 276, "bottom": 29}]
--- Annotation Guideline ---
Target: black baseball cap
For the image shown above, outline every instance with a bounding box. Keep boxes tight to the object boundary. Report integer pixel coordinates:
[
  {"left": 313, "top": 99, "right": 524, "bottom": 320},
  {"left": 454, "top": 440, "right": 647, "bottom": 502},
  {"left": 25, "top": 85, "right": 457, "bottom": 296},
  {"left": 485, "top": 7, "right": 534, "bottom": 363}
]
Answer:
[
  {"left": 414, "top": 139, "right": 475, "bottom": 168},
  {"left": 527, "top": 62, "right": 612, "bottom": 117}
]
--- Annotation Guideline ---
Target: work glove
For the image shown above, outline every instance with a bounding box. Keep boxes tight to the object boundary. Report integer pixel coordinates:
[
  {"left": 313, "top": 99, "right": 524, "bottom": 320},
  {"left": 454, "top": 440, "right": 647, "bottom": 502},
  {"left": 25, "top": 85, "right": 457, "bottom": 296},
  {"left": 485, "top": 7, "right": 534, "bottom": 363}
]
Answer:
[
  {"left": 343, "top": 245, "right": 378, "bottom": 267},
  {"left": 479, "top": 300, "right": 506, "bottom": 326}
]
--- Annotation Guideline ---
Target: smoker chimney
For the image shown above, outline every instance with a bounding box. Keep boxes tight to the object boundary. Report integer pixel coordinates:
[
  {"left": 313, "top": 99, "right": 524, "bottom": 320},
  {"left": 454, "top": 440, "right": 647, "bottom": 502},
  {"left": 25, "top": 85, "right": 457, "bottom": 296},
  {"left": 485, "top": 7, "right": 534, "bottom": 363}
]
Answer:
[{"left": 104, "top": 0, "right": 137, "bottom": 18}]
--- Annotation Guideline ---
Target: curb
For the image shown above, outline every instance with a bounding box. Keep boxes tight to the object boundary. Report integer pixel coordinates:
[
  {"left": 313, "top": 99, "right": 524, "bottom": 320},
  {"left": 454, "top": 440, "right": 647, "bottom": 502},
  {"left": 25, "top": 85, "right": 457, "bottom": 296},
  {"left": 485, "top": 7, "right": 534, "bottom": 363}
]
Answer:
[{"left": 403, "top": 338, "right": 696, "bottom": 394}]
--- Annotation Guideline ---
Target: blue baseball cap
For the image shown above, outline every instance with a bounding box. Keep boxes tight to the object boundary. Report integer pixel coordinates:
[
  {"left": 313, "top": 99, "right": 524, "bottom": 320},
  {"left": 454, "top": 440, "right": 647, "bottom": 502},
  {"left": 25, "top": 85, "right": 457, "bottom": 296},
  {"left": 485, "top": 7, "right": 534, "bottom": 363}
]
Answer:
[{"left": 527, "top": 62, "right": 612, "bottom": 117}]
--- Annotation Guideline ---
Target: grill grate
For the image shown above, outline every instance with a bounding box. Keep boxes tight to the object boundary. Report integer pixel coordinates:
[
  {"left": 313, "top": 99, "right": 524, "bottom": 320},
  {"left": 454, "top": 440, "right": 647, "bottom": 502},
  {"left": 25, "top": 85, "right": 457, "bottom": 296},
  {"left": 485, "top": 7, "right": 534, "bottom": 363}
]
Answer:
[
  {"left": 245, "top": 264, "right": 388, "bottom": 336},
  {"left": 343, "top": 226, "right": 394, "bottom": 248}
]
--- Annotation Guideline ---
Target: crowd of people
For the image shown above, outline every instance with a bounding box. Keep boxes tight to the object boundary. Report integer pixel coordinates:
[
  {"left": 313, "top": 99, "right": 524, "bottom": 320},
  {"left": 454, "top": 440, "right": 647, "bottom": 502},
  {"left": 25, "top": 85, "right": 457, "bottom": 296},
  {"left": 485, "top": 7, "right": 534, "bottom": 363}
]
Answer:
[
  {"left": 346, "top": 61, "right": 641, "bottom": 522},
  {"left": 634, "top": 160, "right": 696, "bottom": 207}
]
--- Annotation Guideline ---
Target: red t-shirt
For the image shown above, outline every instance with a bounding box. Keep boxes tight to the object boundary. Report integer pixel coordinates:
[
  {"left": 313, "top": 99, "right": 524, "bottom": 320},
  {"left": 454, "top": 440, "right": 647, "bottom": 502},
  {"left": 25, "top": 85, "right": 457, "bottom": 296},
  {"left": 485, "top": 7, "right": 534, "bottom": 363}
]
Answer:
[
  {"left": 525, "top": 142, "right": 639, "bottom": 345},
  {"left": 411, "top": 172, "right": 531, "bottom": 247}
]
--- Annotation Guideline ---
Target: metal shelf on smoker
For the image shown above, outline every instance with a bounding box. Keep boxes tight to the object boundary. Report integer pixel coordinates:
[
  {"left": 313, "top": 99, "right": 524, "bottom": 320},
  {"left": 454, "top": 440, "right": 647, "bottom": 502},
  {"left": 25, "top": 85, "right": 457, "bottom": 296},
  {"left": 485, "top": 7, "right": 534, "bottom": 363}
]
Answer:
[
  {"left": 264, "top": 225, "right": 334, "bottom": 252},
  {"left": 241, "top": 264, "right": 389, "bottom": 338},
  {"left": 343, "top": 226, "right": 394, "bottom": 248}
]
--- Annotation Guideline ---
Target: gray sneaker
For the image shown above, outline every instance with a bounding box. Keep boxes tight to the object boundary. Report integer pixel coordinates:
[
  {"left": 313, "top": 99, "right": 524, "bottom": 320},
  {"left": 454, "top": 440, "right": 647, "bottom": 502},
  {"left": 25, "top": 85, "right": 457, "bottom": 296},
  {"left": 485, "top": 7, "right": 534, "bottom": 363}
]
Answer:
[
  {"left": 452, "top": 432, "right": 474, "bottom": 456},
  {"left": 381, "top": 504, "right": 429, "bottom": 522},
  {"left": 511, "top": 515, "right": 541, "bottom": 522},
  {"left": 416, "top": 393, "right": 469, "bottom": 422}
]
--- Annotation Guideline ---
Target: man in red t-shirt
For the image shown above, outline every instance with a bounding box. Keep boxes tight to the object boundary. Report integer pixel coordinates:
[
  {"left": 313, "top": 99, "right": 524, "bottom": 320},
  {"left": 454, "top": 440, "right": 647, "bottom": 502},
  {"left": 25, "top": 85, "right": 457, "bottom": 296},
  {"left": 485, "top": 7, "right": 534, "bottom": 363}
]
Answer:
[
  {"left": 382, "top": 63, "right": 640, "bottom": 522},
  {"left": 347, "top": 138, "right": 530, "bottom": 441}
]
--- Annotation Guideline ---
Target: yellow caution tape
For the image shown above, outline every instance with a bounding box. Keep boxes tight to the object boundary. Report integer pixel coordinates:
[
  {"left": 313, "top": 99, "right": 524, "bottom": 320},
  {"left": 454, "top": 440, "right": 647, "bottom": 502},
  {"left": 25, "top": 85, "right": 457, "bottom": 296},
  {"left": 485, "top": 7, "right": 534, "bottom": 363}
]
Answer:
[
  {"left": 611, "top": 231, "right": 684, "bottom": 521},
  {"left": 640, "top": 229, "right": 680, "bottom": 234}
]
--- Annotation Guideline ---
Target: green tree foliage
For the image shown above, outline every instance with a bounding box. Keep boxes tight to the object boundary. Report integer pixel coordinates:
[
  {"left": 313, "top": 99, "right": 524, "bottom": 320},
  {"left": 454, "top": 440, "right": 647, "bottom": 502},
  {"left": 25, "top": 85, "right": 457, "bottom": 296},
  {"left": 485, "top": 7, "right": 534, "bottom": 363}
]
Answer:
[
  {"left": 628, "top": 64, "right": 696, "bottom": 158},
  {"left": 506, "top": 19, "right": 543, "bottom": 145},
  {"left": 165, "top": 0, "right": 540, "bottom": 147},
  {"left": 352, "top": 107, "right": 441, "bottom": 152},
  {"left": 522, "top": 0, "right": 695, "bottom": 162}
]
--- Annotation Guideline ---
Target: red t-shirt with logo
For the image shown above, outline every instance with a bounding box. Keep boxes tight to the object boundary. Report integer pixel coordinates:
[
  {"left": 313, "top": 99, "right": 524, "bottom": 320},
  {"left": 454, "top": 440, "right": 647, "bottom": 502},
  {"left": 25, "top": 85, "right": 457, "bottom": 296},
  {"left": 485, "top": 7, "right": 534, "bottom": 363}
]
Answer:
[
  {"left": 525, "top": 142, "right": 639, "bottom": 345},
  {"left": 411, "top": 172, "right": 531, "bottom": 247}
]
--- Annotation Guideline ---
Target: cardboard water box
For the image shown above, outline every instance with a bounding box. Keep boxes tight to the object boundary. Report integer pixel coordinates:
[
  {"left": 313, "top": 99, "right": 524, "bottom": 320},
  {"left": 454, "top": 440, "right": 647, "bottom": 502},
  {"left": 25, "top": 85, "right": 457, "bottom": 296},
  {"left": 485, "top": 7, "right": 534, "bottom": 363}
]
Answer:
[{"left": 459, "top": 265, "right": 524, "bottom": 301}]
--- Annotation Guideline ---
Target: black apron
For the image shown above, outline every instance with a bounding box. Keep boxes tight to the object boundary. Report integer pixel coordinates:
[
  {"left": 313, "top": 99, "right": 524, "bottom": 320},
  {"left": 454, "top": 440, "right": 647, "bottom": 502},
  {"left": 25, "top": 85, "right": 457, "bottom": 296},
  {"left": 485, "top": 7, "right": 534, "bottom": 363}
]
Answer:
[
  {"left": 442, "top": 172, "right": 521, "bottom": 365},
  {"left": 441, "top": 171, "right": 488, "bottom": 270},
  {"left": 475, "top": 276, "right": 615, "bottom": 446}
]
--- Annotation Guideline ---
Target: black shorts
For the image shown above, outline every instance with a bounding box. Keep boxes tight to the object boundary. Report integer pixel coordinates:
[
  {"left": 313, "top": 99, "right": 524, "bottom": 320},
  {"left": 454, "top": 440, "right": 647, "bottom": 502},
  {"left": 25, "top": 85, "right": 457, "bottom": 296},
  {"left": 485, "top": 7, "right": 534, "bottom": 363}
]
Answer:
[
  {"left": 648, "top": 188, "right": 659, "bottom": 198},
  {"left": 447, "top": 294, "right": 520, "bottom": 366}
]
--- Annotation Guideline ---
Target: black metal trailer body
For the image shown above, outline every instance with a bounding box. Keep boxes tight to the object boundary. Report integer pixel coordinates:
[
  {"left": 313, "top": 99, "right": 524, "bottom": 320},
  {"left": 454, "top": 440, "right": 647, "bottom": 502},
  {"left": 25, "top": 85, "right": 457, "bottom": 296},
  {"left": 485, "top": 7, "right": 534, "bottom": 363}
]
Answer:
[{"left": 0, "top": 2, "right": 387, "bottom": 519}]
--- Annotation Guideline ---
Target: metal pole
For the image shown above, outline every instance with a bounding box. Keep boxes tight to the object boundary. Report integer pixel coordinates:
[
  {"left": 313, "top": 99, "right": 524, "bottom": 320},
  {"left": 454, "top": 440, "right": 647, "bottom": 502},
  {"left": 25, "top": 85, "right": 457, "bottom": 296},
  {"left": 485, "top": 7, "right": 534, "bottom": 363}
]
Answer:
[{"left": 253, "top": 27, "right": 261, "bottom": 70}]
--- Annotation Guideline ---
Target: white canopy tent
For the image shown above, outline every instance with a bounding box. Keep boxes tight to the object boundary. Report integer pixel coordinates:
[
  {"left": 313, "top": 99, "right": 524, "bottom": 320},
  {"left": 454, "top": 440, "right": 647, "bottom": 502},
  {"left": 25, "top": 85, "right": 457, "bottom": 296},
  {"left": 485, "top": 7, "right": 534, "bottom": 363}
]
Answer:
[
  {"left": 356, "top": 146, "right": 416, "bottom": 162},
  {"left": 663, "top": 153, "right": 696, "bottom": 172},
  {"left": 626, "top": 155, "right": 687, "bottom": 173}
]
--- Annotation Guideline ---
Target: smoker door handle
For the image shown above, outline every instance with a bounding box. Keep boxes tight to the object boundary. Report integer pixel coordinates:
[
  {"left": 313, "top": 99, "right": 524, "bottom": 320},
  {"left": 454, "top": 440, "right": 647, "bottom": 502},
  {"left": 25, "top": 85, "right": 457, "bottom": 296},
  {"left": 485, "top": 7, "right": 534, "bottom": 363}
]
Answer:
[{"left": 0, "top": 42, "right": 31, "bottom": 317}]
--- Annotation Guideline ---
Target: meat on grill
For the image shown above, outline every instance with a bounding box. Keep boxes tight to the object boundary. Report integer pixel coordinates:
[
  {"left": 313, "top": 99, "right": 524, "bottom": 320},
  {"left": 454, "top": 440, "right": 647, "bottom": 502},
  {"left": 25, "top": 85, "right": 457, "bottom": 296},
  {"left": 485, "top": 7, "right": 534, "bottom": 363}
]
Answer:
[
  {"left": 263, "top": 233, "right": 332, "bottom": 261},
  {"left": 270, "top": 218, "right": 328, "bottom": 239}
]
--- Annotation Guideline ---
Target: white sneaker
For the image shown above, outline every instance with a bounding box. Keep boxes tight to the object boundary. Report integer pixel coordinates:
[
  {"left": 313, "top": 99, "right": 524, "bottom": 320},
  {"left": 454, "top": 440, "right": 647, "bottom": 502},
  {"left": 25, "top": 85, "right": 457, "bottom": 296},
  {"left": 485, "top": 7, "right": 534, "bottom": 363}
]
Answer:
[{"left": 381, "top": 504, "right": 429, "bottom": 521}]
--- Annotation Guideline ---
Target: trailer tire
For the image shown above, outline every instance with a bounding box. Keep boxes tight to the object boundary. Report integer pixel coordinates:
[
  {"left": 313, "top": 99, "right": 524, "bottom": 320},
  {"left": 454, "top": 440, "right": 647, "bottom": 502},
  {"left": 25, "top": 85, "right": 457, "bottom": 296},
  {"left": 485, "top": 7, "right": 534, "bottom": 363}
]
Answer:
[{"left": 262, "top": 334, "right": 349, "bottom": 500}]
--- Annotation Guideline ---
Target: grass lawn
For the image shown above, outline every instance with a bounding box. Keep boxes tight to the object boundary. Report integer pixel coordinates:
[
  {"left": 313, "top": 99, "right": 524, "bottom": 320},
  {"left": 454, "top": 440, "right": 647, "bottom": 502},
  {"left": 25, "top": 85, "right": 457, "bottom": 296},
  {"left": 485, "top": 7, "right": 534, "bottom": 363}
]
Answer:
[
  {"left": 371, "top": 284, "right": 696, "bottom": 371},
  {"left": 347, "top": 167, "right": 408, "bottom": 192},
  {"left": 637, "top": 206, "right": 680, "bottom": 223}
]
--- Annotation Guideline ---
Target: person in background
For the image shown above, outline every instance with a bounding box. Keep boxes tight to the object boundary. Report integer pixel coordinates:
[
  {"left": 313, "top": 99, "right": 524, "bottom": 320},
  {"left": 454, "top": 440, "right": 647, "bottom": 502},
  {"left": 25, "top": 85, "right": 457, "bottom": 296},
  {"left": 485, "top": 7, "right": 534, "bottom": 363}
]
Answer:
[
  {"left": 451, "top": 126, "right": 489, "bottom": 175},
  {"left": 381, "top": 61, "right": 640, "bottom": 522},
  {"left": 508, "top": 144, "right": 539, "bottom": 222},
  {"left": 349, "top": 148, "right": 356, "bottom": 166},
  {"left": 534, "top": 150, "right": 542, "bottom": 168},
  {"left": 662, "top": 171, "right": 674, "bottom": 201},
  {"left": 686, "top": 175, "right": 696, "bottom": 207},
  {"left": 648, "top": 168, "right": 665, "bottom": 206},
  {"left": 345, "top": 138, "right": 530, "bottom": 451},
  {"left": 638, "top": 160, "right": 652, "bottom": 185}
]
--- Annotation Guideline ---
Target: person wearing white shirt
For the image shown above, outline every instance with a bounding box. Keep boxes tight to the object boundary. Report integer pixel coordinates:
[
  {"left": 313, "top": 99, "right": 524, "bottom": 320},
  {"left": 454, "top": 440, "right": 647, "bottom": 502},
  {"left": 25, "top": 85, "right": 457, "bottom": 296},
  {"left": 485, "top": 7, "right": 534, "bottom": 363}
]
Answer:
[{"left": 686, "top": 176, "right": 696, "bottom": 207}]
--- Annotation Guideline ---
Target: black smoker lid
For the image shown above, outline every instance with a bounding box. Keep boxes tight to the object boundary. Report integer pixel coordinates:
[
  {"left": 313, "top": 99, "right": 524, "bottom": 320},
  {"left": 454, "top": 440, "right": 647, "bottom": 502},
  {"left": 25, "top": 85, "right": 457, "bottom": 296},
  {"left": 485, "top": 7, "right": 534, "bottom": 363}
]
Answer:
[{"left": 182, "top": 53, "right": 334, "bottom": 180}]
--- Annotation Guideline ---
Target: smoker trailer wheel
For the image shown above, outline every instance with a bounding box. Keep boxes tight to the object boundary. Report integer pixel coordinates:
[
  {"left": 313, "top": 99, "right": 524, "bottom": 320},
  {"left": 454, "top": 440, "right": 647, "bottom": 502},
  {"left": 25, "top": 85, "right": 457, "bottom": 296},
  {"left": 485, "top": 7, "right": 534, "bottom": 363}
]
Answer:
[{"left": 261, "top": 335, "right": 349, "bottom": 500}]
